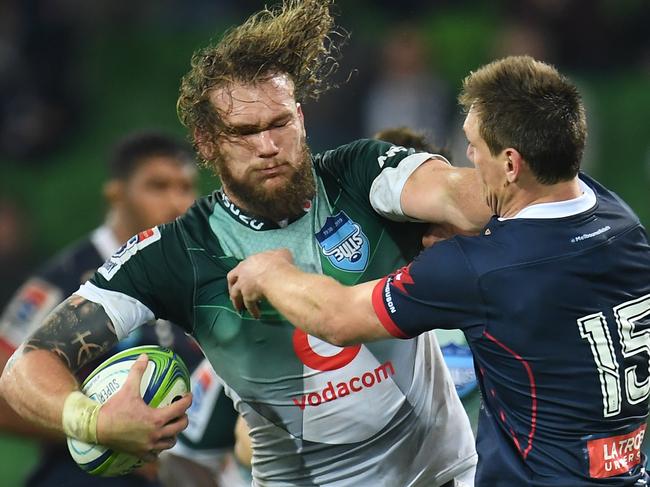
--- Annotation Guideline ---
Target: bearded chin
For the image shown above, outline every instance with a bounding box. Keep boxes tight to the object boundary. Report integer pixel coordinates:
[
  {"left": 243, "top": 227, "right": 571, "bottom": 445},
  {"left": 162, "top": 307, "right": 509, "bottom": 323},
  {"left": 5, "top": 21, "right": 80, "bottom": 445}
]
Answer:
[{"left": 218, "top": 141, "right": 316, "bottom": 222}]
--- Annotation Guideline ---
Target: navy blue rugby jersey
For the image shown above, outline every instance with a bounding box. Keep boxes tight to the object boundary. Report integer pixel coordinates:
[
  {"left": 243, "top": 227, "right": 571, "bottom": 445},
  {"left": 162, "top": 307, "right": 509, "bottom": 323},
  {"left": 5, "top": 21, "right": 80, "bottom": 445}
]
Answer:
[{"left": 372, "top": 173, "right": 650, "bottom": 486}]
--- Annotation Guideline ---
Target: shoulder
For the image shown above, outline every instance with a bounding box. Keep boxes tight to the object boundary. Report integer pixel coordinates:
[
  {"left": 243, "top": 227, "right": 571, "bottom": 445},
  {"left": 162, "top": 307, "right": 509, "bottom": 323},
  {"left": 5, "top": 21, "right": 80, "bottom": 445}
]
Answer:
[
  {"left": 39, "top": 234, "right": 102, "bottom": 286},
  {"left": 580, "top": 173, "right": 642, "bottom": 227},
  {"left": 313, "top": 139, "right": 407, "bottom": 174},
  {"left": 411, "top": 238, "right": 480, "bottom": 284},
  {"left": 174, "top": 192, "right": 227, "bottom": 258}
]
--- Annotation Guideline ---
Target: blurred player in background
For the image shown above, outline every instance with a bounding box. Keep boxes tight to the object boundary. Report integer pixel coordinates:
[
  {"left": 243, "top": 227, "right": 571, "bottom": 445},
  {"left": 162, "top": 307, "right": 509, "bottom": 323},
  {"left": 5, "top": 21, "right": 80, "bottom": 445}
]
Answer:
[{"left": 0, "top": 131, "right": 209, "bottom": 487}]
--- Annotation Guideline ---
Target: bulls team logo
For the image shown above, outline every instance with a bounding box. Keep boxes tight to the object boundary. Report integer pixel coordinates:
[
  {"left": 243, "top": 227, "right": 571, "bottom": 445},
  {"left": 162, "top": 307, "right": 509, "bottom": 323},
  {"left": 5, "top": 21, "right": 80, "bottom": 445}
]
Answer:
[{"left": 315, "top": 211, "right": 369, "bottom": 272}]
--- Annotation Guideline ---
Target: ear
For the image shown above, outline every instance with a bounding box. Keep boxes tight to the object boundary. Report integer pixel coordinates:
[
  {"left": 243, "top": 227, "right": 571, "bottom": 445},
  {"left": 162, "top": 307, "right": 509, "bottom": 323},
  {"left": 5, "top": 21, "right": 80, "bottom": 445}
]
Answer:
[
  {"left": 504, "top": 148, "right": 524, "bottom": 183},
  {"left": 296, "top": 103, "right": 306, "bottom": 136},
  {"left": 103, "top": 180, "right": 124, "bottom": 207}
]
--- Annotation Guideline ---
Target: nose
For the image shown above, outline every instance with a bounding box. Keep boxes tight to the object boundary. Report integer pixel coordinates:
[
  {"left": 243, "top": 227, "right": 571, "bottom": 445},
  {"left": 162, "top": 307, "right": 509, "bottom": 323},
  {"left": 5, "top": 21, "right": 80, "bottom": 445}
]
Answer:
[{"left": 254, "top": 130, "right": 280, "bottom": 158}]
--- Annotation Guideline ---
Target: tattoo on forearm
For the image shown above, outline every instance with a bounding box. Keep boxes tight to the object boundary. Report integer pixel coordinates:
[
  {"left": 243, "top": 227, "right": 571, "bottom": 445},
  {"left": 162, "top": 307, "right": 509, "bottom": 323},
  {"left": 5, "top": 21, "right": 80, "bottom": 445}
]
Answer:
[{"left": 23, "top": 295, "right": 118, "bottom": 372}]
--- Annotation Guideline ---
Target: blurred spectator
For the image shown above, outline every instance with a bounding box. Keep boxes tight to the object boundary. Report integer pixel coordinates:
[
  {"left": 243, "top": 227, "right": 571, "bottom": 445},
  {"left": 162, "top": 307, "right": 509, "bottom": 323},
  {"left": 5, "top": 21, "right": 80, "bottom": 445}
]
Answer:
[
  {"left": 363, "top": 25, "right": 453, "bottom": 148},
  {"left": 0, "top": 198, "right": 36, "bottom": 309},
  {"left": 0, "top": 0, "right": 81, "bottom": 161},
  {"left": 0, "top": 131, "right": 207, "bottom": 487},
  {"left": 502, "top": 0, "right": 649, "bottom": 71}
]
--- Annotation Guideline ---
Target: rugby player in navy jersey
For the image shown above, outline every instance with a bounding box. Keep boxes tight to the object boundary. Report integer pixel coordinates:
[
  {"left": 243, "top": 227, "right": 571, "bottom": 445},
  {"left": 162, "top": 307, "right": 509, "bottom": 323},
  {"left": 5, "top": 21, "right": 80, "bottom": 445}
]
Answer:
[
  {"left": 228, "top": 56, "right": 650, "bottom": 486},
  {"left": 0, "top": 131, "right": 208, "bottom": 486}
]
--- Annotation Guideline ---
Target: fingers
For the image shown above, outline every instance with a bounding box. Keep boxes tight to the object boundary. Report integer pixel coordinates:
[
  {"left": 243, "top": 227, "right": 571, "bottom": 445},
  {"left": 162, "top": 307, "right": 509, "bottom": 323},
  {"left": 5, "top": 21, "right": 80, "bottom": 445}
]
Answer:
[
  {"left": 226, "top": 269, "right": 239, "bottom": 299},
  {"left": 243, "top": 296, "right": 261, "bottom": 319},
  {"left": 158, "top": 393, "right": 192, "bottom": 423},
  {"left": 229, "top": 279, "right": 260, "bottom": 319},
  {"left": 124, "top": 354, "right": 149, "bottom": 395},
  {"left": 229, "top": 283, "right": 244, "bottom": 313},
  {"left": 227, "top": 248, "right": 295, "bottom": 317},
  {"left": 157, "top": 417, "right": 188, "bottom": 445}
]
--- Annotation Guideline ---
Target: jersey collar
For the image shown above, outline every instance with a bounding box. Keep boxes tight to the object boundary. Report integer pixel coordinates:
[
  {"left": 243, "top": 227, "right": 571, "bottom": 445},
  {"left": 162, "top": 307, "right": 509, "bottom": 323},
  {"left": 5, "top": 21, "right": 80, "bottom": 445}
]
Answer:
[
  {"left": 215, "top": 189, "right": 312, "bottom": 231},
  {"left": 90, "top": 225, "right": 122, "bottom": 260},
  {"left": 499, "top": 178, "right": 596, "bottom": 221}
]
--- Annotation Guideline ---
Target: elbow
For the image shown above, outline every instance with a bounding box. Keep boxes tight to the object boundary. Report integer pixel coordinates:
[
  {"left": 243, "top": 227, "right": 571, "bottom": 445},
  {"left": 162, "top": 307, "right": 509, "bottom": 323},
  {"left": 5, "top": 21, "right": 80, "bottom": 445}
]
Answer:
[
  {"left": 0, "top": 371, "right": 8, "bottom": 399},
  {"left": 0, "top": 354, "right": 16, "bottom": 404}
]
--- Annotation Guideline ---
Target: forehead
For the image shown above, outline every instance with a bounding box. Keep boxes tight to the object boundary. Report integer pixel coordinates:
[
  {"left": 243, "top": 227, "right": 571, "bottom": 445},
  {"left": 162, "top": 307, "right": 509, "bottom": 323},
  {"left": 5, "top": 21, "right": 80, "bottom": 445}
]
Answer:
[
  {"left": 130, "top": 155, "right": 196, "bottom": 180},
  {"left": 209, "top": 74, "right": 297, "bottom": 125},
  {"left": 462, "top": 108, "right": 479, "bottom": 138}
]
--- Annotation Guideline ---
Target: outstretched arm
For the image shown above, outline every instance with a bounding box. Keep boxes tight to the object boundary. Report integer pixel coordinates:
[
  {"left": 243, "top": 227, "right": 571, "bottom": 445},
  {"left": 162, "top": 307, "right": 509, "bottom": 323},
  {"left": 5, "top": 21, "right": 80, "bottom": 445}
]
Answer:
[
  {"left": 0, "top": 294, "right": 191, "bottom": 460},
  {"left": 227, "top": 250, "right": 389, "bottom": 346},
  {"left": 401, "top": 160, "right": 491, "bottom": 233}
]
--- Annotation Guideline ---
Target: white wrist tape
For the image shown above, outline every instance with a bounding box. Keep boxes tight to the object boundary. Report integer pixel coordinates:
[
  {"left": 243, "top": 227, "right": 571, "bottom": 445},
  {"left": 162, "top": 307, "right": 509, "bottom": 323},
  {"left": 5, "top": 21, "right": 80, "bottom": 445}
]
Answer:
[{"left": 62, "top": 391, "right": 102, "bottom": 443}]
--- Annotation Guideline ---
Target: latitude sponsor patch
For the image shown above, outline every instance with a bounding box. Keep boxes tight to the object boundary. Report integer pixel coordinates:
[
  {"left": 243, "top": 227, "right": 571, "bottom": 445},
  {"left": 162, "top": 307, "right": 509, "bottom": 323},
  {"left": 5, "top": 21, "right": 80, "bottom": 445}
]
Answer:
[
  {"left": 98, "top": 227, "right": 161, "bottom": 281},
  {"left": 587, "top": 423, "right": 646, "bottom": 478},
  {"left": 315, "top": 211, "right": 369, "bottom": 272}
]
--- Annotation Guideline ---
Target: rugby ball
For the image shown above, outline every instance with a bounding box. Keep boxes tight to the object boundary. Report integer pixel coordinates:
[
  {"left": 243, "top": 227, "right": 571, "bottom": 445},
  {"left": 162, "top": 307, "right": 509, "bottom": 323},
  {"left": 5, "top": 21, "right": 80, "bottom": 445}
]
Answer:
[{"left": 66, "top": 345, "right": 191, "bottom": 476}]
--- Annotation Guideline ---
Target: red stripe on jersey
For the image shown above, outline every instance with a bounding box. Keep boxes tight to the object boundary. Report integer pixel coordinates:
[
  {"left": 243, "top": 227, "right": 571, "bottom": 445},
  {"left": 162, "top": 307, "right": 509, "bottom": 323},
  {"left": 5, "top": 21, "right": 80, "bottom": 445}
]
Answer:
[
  {"left": 484, "top": 330, "right": 538, "bottom": 459},
  {"left": 0, "top": 337, "right": 17, "bottom": 357},
  {"left": 371, "top": 278, "right": 409, "bottom": 339}
]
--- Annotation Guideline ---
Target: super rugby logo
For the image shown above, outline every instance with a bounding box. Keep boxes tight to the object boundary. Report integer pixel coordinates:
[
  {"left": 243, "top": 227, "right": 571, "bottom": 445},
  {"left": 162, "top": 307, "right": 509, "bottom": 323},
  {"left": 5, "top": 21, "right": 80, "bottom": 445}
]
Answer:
[
  {"left": 99, "top": 227, "right": 161, "bottom": 281},
  {"left": 315, "top": 211, "right": 369, "bottom": 272}
]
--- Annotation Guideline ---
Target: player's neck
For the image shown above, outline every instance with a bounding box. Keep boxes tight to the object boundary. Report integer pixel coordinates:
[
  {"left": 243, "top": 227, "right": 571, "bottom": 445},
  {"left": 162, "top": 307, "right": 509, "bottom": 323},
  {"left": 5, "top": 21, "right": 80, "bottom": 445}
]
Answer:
[
  {"left": 220, "top": 187, "right": 305, "bottom": 225},
  {"left": 105, "top": 211, "right": 135, "bottom": 245},
  {"left": 500, "top": 177, "right": 582, "bottom": 218}
]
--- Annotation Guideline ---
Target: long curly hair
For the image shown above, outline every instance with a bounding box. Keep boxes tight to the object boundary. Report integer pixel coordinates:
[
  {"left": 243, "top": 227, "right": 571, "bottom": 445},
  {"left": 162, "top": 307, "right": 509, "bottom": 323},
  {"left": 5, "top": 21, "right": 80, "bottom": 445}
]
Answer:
[{"left": 177, "top": 0, "right": 346, "bottom": 167}]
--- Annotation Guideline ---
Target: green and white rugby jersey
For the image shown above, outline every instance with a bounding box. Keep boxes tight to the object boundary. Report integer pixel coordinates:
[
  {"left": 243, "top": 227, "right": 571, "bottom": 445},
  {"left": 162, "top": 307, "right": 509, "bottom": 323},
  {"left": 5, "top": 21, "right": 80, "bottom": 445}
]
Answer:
[{"left": 78, "top": 139, "right": 476, "bottom": 486}]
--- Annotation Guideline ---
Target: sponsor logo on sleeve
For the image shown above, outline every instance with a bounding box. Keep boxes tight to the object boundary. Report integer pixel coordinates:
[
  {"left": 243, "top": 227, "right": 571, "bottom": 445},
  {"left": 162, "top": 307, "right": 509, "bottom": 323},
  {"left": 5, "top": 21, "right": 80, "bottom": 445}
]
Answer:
[
  {"left": 315, "top": 211, "right": 369, "bottom": 272},
  {"left": 377, "top": 145, "right": 407, "bottom": 168},
  {"left": 587, "top": 423, "right": 646, "bottom": 478},
  {"left": 384, "top": 278, "right": 396, "bottom": 314},
  {"left": 98, "top": 227, "right": 161, "bottom": 281}
]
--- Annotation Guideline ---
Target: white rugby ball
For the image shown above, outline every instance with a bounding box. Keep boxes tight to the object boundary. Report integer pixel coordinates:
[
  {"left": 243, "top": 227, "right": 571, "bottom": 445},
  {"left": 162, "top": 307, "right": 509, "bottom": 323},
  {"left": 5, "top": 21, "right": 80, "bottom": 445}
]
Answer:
[{"left": 66, "top": 345, "right": 191, "bottom": 476}]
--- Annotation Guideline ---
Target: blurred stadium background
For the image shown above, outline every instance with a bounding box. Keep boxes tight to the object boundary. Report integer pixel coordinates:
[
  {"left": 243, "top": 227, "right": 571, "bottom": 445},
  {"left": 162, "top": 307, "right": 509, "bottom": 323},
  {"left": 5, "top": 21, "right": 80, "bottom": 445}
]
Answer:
[{"left": 0, "top": 0, "right": 648, "bottom": 483}]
